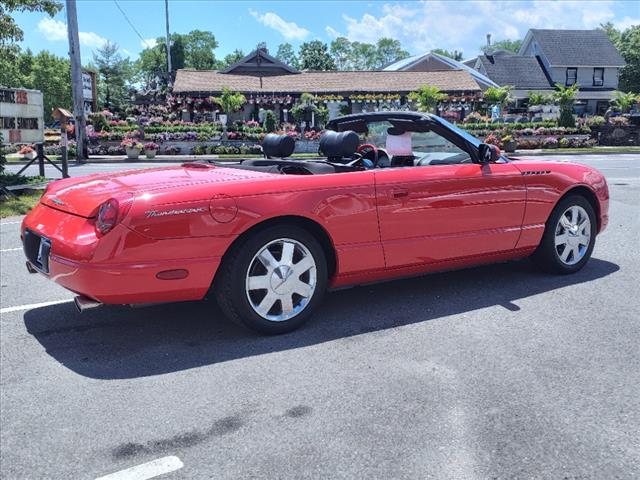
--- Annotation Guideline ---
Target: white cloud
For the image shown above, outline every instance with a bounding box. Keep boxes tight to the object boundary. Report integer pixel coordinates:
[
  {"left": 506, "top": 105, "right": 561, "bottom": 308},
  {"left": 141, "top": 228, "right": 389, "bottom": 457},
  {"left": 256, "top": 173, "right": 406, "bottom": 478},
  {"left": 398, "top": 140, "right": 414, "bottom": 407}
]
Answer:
[
  {"left": 78, "top": 31, "right": 107, "bottom": 48},
  {"left": 249, "top": 9, "right": 310, "bottom": 40},
  {"left": 616, "top": 16, "right": 640, "bottom": 30},
  {"left": 38, "top": 16, "right": 107, "bottom": 48},
  {"left": 38, "top": 17, "right": 67, "bottom": 41},
  {"left": 336, "top": 1, "right": 632, "bottom": 56},
  {"left": 141, "top": 38, "right": 157, "bottom": 49},
  {"left": 325, "top": 26, "right": 341, "bottom": 39}
]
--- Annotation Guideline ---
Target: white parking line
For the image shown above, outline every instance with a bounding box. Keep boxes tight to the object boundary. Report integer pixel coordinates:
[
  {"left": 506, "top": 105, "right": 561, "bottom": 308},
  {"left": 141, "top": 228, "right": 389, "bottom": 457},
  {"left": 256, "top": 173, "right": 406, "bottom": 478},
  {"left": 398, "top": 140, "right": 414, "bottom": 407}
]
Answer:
[
  {"left": 0, "top": 299, "right": 73, "bottom": 314},
  {"left": 0, "top": 247, "right": 22, "bottom": 252},
  {"left": 95, "top": 456, "right": 184, "bottom": 480},
  {"left": 0, "top": 221, "right": 22, "bottom": 225}
]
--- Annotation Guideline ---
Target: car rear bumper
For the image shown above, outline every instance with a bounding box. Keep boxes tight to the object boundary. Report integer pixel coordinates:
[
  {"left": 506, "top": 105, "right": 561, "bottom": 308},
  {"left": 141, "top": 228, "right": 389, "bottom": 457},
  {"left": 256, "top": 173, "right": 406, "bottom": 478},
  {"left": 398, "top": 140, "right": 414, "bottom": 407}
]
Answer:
[
  {"left": 22, "top": 202, "right": 225, "bottom": 304},
  {"left": 35, "top": 254, "right": 220, "bottom": 304}
]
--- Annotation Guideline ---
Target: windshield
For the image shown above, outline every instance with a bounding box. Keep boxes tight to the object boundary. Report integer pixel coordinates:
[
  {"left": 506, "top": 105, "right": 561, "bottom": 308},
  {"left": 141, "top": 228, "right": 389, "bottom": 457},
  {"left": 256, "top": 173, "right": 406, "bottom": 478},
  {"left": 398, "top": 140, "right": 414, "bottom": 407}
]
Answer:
[{"left": 432, "top": 116, "right": 482, "bottom": 148}]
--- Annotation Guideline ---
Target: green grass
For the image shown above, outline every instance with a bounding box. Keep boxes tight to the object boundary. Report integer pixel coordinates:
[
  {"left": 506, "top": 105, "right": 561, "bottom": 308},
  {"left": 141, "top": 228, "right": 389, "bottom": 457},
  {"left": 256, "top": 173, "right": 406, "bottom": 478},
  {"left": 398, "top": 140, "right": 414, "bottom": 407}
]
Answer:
[
  {"left": 0, "top": 193, "right": 40, "bottom": 218},
  {"left": 517, "top": 146, "right": 640, "bottom": 155}
]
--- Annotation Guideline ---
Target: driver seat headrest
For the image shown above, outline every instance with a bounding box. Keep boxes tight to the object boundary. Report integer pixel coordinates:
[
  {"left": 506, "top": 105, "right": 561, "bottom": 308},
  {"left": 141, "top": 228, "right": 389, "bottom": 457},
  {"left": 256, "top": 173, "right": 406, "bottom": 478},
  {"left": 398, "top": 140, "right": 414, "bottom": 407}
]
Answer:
[{"left": 319, "top": 130, "right": 359, "bottom": 160}]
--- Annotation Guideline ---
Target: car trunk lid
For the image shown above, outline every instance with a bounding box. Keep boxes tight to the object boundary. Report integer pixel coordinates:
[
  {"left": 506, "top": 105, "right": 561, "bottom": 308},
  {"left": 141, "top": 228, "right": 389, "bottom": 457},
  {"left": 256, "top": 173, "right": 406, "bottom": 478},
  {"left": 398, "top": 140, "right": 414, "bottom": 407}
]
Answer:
[{"left": 40, "top": 164, "right": 271, "bottom": 217}]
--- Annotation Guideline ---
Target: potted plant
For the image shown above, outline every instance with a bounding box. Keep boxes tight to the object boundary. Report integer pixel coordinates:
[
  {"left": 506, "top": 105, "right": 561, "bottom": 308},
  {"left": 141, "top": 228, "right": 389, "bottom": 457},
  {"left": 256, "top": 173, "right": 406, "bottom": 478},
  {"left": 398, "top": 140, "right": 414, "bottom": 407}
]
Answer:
[
  {"left": 502, "top": 135, "right": 517, "bottom": 153},
  {"left": 211, "top": 88, "right": 246, "bottom": 129},
  {"left": 144, "top": 142, "right": 159, "bottom": 159},
  {"left": 121, "top": 138, "right": 143, "bottom": 160},
  {"left": 19, "top": 145, "right": 36, "bottom": 160},
  {"left": 408, "top": 85, "right": 447, "bottom": 113}
]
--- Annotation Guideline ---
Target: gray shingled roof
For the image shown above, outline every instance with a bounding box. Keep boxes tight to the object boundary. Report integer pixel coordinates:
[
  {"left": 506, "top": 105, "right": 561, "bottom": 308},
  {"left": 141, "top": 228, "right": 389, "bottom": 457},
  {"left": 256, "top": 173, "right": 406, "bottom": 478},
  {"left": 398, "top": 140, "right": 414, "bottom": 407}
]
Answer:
[
  {"left": 527, "top": 29, "right": 625, "bottom": 66},
  {"left": 477, "top": 53, "right": 553, "bottom": 89}
]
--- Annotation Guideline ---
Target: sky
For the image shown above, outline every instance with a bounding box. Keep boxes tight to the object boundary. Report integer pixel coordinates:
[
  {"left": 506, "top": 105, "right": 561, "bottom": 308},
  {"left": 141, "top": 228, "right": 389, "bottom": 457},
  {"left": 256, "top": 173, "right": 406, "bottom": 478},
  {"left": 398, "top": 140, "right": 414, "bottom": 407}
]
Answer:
[{"left": 12, "top": 0, "right": 640, "bottom": 64}]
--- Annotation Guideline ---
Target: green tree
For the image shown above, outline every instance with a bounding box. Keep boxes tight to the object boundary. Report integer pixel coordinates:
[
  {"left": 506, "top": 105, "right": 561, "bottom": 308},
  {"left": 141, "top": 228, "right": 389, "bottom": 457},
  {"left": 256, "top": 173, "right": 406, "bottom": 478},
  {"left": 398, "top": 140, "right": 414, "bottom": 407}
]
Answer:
[
  {"left": 481, "top": 39, "right": 522, "bottom": 53},
  {"left": 183, "top": 30, "right": 219, "bottom": 70},
  {"left": 375, "top": 38, "right": 409, "bottom": 68},
  {"left": 137, "top": 33, "right": 186, "bottom": 88},
  {"left": 92, "top": 41, "right": 134, "bottom": 113},
  {"left": 1, "top": 0, "right": 61, "bottom": 62},
  {"left": 408, "top": 85, "right": 447, "bottom": 113},
  {"left": 299, "top": 41, "right": 336, "bottom": 70},
  {"left": 612, "top": 90, "right": 638, "bottom": 112},
  {"left": 276, "top": 43, "right": 299, "bottom": 69},
  {"left": 212, "top": 87, "right": 246, "bottom": 120},
  {"left": 431, "top": 48, "right": 464, "bottom": 61},
  {"left": 329, "top": 37, "right": 353, "bottom": 70},
  {"left": 601, "top": 22, "right": 640, "bottom": 92},
  {"left": 483, "top": 85, "right": 514, "bottom": 108},
  {"left": 350, "top": 42, "right": 377, "bottom": 70},
  {"left": 222, "top": 49, "right": 244, "bottom": 68},
  {"left": 553, "top": 83, "right": 579, "bottom": 127},
  {"left": 31, "top": 51, "right": 72, "bottom": 122},
  {"left": 527, "top": 91, "right": 552, "bottom": 106}
]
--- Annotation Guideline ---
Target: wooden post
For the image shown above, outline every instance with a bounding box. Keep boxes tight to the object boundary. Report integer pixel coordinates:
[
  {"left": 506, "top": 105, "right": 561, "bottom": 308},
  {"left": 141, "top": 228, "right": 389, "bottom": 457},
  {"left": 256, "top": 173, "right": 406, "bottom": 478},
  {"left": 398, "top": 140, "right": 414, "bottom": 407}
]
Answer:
[
  {"left": 66, "top": 0, "right": 86, "bottom": 163},
  {"left": 60, "top": 126, "right": 69, "bottom": 178},
  {"left": 37, "top": 143, "right": 45, "bottom": 177}
]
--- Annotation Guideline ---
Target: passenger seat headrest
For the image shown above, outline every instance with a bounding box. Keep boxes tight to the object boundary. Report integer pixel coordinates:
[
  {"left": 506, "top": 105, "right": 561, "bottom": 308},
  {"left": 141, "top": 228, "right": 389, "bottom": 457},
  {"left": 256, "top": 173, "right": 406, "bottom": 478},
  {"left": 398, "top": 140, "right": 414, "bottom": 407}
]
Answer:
[
  {"left": 262, "top": 134, "right": 295, "bottom": 158},
  {"left": 319, "top": 130, "right": 359, "bottom": 159}
]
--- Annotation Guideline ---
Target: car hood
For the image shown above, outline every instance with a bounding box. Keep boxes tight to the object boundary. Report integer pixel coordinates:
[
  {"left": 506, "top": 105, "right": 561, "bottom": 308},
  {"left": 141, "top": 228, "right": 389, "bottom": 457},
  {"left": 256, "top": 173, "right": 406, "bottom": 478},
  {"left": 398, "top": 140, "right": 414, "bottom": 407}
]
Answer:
[{"left": 41, "top": 164, "right": 271, "bottom": 217}]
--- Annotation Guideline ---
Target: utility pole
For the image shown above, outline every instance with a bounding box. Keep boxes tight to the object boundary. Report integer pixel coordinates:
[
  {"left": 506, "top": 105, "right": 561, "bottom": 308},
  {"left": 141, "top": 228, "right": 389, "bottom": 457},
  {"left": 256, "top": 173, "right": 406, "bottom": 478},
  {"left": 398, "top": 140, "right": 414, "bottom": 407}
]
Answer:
[
  {"left": 165, "top": 0, "right": 172, "bottom": 87},
  {"left": 66, "top": 0, "right": 86, "bottom": 162}
]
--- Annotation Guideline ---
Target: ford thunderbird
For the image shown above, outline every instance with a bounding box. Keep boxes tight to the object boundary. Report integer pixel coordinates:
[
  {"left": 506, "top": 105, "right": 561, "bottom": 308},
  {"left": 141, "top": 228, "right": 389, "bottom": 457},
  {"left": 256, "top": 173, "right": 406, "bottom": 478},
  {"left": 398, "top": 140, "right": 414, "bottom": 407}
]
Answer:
[{"left": 21, "top": 112, "right": 609, "bottom": 333}]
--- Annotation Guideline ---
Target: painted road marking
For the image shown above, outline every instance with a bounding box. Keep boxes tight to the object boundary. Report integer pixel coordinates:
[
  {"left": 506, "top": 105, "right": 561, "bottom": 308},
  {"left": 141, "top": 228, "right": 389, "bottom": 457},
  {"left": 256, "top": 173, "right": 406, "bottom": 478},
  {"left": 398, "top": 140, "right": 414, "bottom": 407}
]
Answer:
[
  {"left": 0, "top": 299, "right": 73, "bottom": 314},
  {"left": 95, "top": 456, "right": 184, "bottom": 480},
  {"left": 0, "top": 247, "right": 22, "bottom": 252},
  {"left": 0, "top": 221, "right": 22, "bottom": 225}
]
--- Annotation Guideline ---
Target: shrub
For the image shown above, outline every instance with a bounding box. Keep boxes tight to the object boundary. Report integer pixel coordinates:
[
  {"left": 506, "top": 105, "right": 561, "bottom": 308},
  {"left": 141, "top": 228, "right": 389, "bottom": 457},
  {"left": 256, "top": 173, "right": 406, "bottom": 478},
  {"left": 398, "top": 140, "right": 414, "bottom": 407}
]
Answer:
[
  {"left": 163, "top": 146, "right": 181, "bottom": 155},
  {"left": 192, "top": 145, "right": 207, "bottom": 155},
  {"left": 558, "top": 137, "right": 570, "bottom": 148},
  {"left": 586, "top": 116, "right": 606, "bottom": 127},
  {"left": 263, "top": 110, "right": 277, "bottom": 133},
  {"left": 610, "top": 116, "right": 630, "bottom": 126},
  {"left": 121, "top": 138, "right": 143, "bottom": 150}
]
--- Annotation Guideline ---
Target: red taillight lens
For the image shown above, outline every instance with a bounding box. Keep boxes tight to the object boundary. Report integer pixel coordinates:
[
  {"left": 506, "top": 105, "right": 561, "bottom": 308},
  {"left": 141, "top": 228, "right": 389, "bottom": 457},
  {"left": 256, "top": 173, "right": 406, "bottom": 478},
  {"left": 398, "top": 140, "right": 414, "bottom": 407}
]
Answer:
[
  {"left": 96, "top": 198, "right": 120, "bottom": 235},
  {"left": 95, "top": 195, "right": 133, "bottom": 236}
]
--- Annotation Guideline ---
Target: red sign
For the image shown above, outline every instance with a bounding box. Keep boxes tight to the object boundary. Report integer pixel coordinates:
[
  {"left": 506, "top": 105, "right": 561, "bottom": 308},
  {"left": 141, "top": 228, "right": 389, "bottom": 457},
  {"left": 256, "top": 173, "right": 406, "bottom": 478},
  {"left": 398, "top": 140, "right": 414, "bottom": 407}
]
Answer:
[
  {"left": 8, "top": 129, "right": 22, "bottom": 142},
  {"left": 15, "top": 91, "right": 28, "bottom": 104}
]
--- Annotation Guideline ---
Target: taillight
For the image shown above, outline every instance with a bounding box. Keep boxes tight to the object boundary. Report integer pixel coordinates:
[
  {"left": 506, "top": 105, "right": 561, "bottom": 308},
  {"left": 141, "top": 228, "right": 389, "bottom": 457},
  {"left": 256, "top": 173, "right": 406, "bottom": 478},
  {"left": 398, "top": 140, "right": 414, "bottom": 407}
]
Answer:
[{"left": 95, "top": 195, "right": 133, "bottom": 236}]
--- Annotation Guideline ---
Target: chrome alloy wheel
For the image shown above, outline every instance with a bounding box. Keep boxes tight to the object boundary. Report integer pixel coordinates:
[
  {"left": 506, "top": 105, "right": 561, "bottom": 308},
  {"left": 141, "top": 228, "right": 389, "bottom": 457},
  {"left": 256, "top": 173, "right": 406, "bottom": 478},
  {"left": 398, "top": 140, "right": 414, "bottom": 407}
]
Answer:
[
  {"left": 245, "top": 238, "right": 317, "bottom": 322},
  {"left": 555, "top": 205, "right": 591, "bottom": 265}
]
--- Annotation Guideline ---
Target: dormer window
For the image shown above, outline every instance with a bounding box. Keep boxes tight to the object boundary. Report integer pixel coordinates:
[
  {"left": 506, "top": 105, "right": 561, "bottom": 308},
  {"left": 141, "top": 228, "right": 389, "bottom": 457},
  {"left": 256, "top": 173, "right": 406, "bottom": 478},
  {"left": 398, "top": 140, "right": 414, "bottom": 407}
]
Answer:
[
  {"left": 593, "top": 68, "right": 604, "bottom": 86},
  {"left": 566, "top": 68, "right": 577, "bottom": 86}
]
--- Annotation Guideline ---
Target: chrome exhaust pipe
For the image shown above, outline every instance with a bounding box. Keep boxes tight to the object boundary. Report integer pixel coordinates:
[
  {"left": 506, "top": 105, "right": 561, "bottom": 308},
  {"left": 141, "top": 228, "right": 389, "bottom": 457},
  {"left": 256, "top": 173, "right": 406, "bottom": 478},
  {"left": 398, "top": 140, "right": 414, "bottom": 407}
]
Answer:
[{"left": 74, "top": 295, "right": 102, "bottom": 313}]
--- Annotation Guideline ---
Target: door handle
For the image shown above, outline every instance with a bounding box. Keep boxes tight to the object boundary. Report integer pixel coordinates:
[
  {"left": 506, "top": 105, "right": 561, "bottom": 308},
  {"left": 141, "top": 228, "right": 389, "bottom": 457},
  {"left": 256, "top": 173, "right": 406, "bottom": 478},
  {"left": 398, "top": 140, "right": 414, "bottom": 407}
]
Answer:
[{"left": 391, "top": 188, "right": 409, "bottom": 198}]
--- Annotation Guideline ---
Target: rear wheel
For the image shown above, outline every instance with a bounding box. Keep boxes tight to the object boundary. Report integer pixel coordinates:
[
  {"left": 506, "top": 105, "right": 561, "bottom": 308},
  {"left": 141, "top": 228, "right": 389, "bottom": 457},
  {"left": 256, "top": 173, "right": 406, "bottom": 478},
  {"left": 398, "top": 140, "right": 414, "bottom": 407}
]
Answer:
[
  {"left": 532, "top": 195, "right": 596, "bottom": 274},
  {"left": 215, "top": 225, "right": 328, "bottom": 334}
]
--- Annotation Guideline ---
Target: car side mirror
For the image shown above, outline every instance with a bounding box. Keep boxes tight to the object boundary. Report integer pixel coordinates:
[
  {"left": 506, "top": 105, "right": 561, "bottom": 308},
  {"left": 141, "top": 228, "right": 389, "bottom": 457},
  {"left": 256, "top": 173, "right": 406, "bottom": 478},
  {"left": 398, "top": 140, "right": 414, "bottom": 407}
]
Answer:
[{"left": 478, "top": 143, "right": 501, "bottom": 164}]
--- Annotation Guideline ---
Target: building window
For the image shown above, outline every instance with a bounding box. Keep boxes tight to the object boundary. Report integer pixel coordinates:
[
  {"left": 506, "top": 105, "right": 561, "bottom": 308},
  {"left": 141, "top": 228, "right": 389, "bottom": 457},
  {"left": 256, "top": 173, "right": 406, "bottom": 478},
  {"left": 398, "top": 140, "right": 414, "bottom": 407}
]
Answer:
[
  {"left": 566, "top": 68, "right": 577, "bottom": 86},
  {"left": 593, "top": 68, "right": 604, "bottom": 87}
]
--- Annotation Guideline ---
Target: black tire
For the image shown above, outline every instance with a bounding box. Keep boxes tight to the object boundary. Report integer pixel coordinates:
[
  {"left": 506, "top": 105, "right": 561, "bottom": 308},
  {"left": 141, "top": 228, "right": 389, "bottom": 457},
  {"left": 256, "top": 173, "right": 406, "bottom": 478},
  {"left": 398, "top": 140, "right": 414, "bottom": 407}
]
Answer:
[
  {"left": 532, "top": 194, "right": 597, "bottom": 274},
  {"left": 214, "top": 224, "right": 328, "bottom": 334}
]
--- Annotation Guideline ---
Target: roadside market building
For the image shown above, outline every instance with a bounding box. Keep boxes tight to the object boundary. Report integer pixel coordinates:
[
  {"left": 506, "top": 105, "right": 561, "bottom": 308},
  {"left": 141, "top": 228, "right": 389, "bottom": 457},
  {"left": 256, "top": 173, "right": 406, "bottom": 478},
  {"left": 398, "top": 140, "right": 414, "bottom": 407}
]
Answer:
[{"left": 171, "top": 48, "right": 482, "bottom": 124}]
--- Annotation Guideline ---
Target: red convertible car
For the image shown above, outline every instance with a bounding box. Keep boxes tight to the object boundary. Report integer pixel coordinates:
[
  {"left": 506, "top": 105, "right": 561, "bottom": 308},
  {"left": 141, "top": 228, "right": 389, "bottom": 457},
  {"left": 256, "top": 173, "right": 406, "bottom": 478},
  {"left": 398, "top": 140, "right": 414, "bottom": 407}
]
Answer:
[{"left": 22, "top": 112, "right": 609, "bottom": 334}]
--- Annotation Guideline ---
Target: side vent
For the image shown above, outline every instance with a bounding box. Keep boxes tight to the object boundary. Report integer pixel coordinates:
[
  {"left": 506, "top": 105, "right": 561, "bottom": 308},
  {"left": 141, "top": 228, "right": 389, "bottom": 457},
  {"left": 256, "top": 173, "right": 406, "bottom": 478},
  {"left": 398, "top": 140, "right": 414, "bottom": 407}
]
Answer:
[{"left": 521, "top": 170, "right": 551, "bottom": 176}]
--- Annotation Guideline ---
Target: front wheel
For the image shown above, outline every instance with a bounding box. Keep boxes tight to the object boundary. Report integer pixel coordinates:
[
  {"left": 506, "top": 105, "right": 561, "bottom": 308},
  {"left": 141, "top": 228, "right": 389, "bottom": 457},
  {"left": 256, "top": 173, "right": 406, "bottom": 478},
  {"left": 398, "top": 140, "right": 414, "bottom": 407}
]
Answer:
[
  {"left": 532, "top": 195, "right": 597, "bottom": 274},
  {"left": 215, "top": 225, "right": 328, "bottom": 334}
]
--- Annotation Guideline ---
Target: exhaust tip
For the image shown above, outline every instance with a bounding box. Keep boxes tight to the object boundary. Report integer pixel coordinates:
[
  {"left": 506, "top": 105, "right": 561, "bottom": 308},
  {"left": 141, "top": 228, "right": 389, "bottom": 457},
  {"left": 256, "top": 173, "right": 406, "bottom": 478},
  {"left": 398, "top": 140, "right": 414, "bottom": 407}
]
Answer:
[{"left": 74, "top": 295, "right": 102, "bottom": 313}]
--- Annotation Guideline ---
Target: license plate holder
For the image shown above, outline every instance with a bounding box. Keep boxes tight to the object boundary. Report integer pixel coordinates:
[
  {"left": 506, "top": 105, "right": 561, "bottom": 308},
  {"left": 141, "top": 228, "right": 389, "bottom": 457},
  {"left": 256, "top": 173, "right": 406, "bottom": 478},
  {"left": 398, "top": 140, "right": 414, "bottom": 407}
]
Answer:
[{"left": 24, "top": 229, "right": 51, "bottom": 274}]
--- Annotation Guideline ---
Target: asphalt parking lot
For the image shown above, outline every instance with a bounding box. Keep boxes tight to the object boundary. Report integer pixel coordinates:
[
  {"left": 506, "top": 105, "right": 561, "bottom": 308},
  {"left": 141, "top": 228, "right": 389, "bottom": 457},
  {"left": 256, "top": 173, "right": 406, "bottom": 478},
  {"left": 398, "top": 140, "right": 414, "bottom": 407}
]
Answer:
[{"left": 1, "top": 155, "right": 639, "bottom": 479}]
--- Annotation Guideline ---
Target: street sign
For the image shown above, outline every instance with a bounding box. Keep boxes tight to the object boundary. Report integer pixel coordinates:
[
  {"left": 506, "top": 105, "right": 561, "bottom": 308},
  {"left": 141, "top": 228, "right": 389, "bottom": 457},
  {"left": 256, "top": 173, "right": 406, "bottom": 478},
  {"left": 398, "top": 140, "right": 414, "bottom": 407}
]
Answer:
[
  {"left": 82, "top": 70, "right": 97, "bottom": 113},
  {"left": 0, "top": 87, "right": 44, "bottom": 144}
]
